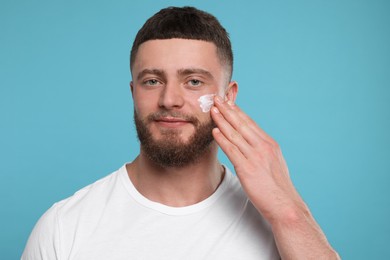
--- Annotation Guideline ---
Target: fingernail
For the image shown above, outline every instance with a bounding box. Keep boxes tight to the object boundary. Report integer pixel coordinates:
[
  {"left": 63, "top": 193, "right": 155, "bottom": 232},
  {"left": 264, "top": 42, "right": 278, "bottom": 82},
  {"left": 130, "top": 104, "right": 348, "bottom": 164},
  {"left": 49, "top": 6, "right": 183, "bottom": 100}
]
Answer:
[
  {"left": 228, "top": 100, "right": 234, "bottom": 107},
  {"left": 212, "top": 107, "right": 220, "bottom": 113}
]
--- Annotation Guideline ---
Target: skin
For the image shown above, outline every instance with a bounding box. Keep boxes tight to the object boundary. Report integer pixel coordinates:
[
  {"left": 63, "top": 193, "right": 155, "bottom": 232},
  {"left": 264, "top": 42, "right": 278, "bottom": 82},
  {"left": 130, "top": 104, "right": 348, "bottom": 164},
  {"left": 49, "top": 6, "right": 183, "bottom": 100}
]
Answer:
[{"left": 129, "top": 38, "right": 339, "bottom": 259}]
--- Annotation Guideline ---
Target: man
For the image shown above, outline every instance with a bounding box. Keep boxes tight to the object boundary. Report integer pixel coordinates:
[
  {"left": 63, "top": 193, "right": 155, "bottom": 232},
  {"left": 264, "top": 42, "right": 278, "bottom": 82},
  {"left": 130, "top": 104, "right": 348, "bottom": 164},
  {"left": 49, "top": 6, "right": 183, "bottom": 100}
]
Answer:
[{"left": 22, "top": 6, "right": 339, "bottom": 259}]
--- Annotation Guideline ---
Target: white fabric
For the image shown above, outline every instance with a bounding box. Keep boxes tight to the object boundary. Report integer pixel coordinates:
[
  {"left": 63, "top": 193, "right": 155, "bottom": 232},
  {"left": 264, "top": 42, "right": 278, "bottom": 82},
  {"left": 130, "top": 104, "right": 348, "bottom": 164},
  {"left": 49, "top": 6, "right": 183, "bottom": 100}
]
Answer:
[{"left": 22, "top": 164, "right": 280, "bottom": 260}]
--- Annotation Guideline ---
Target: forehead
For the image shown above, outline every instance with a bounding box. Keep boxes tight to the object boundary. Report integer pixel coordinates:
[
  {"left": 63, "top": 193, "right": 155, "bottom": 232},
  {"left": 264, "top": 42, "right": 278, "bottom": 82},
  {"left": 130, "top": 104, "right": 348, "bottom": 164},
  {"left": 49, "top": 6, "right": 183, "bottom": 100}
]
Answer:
[{"left": 132, "top": 39, "right": 224, "bottom": 77}]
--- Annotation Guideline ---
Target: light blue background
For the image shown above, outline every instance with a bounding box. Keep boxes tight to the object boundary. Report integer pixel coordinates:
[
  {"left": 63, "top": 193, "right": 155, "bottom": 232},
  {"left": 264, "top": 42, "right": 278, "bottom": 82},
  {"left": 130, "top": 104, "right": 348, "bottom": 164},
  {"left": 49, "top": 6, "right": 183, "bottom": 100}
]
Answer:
[{"left": 1, "top": 0, "right": 389, "bottom": 259}]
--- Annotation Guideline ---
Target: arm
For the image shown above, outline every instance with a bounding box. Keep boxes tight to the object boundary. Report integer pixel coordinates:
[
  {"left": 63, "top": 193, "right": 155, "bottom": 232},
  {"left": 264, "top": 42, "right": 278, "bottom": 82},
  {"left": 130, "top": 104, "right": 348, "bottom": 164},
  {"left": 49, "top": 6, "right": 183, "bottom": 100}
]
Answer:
[{"left": 211, "top": 96, "right": 339, "bottom": 260}]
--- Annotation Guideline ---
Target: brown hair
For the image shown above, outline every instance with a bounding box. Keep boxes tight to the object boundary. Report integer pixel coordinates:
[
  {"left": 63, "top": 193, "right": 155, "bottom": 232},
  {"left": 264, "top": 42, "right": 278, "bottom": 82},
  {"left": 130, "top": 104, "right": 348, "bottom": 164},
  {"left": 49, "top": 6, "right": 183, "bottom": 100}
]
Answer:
[{"left": 130, "top": 6, "right": 233, "bottom": 79}]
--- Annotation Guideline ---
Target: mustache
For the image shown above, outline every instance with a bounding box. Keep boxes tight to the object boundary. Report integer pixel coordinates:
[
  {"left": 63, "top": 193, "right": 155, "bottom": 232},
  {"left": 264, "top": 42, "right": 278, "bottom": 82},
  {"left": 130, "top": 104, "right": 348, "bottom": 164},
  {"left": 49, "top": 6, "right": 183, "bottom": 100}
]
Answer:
[{"left": 146, "top": 110, "right": 200, "bottom": 126}]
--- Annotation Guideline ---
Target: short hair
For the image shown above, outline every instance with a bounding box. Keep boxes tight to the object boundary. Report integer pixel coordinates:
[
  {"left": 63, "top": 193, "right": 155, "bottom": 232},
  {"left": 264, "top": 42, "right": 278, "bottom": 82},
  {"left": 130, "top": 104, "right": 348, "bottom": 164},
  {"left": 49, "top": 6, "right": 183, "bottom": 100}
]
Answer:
[{"left": 130, "top": 6, "right": 233, "bottom": 80}]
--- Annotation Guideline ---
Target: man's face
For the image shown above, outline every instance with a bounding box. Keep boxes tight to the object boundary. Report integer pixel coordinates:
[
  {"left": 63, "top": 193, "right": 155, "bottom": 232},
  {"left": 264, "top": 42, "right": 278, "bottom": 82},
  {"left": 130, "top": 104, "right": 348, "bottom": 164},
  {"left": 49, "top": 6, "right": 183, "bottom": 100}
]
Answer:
[{"left": 131, "top": 39, "right": 230, "bottom": 167}]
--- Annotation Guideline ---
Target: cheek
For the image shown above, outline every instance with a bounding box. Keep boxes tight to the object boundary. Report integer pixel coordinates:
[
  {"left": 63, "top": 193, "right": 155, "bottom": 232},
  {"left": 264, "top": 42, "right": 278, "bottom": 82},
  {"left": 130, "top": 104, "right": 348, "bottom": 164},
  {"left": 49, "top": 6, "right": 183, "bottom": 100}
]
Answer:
[
  {"left": 184, "top": 93, "right": 208, "bottom": 115},
  {"left": 194, "top": 85, "right": 226, "bottom": 113},
  {"left": 133, "top": 99, "right": 144, "bottom": 115},
  {"left": 197, "top": 94, "right": 216, "bottom": 113},
  {"left": 188, "top": 99, "right": 213, "bottom": 124},
  {"left": 133, "top": 91, "right": 157, "bottom": 114}
]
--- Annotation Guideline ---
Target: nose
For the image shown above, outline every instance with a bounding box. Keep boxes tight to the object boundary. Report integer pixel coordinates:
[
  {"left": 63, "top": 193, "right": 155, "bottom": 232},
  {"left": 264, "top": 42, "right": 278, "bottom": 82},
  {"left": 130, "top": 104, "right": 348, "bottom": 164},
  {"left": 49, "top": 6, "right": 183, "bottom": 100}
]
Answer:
[{"left": 158, "top": 82, "right": 184, "bottom": 110}]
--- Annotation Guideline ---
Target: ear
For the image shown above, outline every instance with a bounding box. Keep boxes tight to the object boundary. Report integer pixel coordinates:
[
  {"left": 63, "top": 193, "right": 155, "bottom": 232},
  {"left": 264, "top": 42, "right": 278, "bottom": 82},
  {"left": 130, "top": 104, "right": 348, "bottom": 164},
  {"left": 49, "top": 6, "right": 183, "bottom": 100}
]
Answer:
[
  {"left": 225, "top": 81, "right": 238, "bottom": 103},
  {"left": 130, "top": 81, "right": 134, "bottom": 96}
]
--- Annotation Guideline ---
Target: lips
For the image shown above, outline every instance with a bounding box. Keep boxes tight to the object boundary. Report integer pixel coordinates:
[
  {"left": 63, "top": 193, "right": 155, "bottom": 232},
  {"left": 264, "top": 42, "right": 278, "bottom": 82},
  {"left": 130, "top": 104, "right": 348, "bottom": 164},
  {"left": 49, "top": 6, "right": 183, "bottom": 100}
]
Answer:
[{"left": 154, "top": 117, "right": 191, "bottom": 127}]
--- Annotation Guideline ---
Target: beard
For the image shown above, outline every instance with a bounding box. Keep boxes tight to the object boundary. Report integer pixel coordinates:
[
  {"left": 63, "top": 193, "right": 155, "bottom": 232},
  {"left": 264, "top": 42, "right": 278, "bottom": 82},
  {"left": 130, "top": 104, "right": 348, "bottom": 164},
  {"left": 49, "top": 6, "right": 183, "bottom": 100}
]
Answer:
[{"left": 134, "top": 109, "right": 216, "bottom": 168}]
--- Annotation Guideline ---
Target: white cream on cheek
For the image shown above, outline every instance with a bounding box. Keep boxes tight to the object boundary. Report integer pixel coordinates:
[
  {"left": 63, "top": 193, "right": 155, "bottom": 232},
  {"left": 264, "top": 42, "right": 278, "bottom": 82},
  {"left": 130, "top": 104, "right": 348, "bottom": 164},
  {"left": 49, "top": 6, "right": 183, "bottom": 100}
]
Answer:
[{"left": 198, "top": 94, "right": 216, "bottom": 113}]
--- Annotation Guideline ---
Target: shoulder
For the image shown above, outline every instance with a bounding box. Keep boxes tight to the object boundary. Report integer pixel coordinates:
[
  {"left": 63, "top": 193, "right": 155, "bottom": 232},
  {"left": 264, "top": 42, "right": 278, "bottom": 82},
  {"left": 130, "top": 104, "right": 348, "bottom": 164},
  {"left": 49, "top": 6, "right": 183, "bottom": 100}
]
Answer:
[
  {"left": 22, "top": 166, "right": 125, "bottom": 259},
  {"left": 55, "top": 169, "right": 121, "bottom": 212},
  {"left": 21, "top": 201, "right": 60, "bottom": 260},
  {"left": 50, "top": 166, "right": 127, "bottom": 226}
]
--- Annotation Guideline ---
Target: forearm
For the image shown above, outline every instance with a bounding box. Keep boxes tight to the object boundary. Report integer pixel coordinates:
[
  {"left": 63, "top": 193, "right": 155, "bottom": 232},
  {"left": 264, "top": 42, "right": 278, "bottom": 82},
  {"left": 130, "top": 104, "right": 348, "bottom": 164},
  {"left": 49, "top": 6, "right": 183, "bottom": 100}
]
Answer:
[{"left": 269, "top": 203, "right": 340, "bottom": 260}]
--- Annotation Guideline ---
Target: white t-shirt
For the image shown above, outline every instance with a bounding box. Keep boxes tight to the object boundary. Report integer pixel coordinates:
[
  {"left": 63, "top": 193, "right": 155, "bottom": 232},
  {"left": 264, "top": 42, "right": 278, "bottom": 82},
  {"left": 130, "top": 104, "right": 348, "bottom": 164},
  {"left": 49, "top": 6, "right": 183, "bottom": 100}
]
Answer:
[{"left": 22, "top": 164, "right": 280, "bottom": 260}]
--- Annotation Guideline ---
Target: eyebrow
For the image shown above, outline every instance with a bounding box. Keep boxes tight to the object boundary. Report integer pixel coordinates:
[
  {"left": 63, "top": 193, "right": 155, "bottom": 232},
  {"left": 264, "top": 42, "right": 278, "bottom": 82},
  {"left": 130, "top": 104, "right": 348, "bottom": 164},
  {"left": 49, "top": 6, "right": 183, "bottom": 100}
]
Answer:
[
  {"left": 136, "top": 69, "right": 166, "bottom": 81},
  {"left": 136, "top": 68, "right": 214, "bottom": 81},
  {"left": 177, "top": 68, "right": 214, "bottom": 80}
]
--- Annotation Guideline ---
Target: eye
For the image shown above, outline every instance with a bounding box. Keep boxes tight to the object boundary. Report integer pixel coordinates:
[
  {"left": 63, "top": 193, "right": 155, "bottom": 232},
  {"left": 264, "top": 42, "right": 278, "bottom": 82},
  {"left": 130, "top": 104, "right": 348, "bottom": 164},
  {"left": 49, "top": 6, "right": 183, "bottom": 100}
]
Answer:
[
  {"left": 143, "top": 79, "right": 161, "bottom": 86},
  {"left": 188, "top": 79, "right": 203, "bottom": 87}
]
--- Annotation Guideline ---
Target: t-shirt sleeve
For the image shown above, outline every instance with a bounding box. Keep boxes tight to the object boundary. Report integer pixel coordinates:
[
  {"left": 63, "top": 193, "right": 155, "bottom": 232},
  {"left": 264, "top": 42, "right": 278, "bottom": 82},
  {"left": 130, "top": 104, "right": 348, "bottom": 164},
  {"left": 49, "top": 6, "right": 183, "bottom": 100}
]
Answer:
[{"left": 21, "top": 204, "right": 61, "bottom": 260}]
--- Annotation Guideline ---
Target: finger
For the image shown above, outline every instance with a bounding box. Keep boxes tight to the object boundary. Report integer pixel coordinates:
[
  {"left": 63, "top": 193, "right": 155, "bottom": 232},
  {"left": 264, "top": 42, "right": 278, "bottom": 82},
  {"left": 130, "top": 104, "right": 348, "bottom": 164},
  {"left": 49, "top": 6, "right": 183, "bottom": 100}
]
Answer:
[
  {"left": 230, "top": 104, "right": 276, "bottom": 145},
  {"left": 214, "top": 97, "right": 277, "bottom": 147},
  {"left": 213, "top": 97, "right": 266, "bottom": 146},
  {"left": 212, "top": 128, "right": 247, "bottom": 168},
  {"left": 211, "top": 106, "right": 254, "bottom": 158}
]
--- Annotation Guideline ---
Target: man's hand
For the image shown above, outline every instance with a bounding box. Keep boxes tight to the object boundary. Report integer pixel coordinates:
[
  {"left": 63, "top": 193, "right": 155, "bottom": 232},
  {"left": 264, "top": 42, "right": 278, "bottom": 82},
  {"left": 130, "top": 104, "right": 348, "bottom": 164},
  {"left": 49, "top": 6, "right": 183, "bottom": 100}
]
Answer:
[
  {"left": 210, "top": 96, "right": 300, "bottom": 222},
  {"left": 211, "top": 96, "right": 339, "bottom": 260}
]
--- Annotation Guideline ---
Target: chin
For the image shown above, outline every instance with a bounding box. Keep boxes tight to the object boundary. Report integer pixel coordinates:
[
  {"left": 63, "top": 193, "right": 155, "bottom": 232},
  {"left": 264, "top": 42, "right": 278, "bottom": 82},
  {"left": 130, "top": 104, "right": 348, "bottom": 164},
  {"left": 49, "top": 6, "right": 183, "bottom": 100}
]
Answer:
[{"left": 153, "top": 132, "right": 193, "bottom": 144}]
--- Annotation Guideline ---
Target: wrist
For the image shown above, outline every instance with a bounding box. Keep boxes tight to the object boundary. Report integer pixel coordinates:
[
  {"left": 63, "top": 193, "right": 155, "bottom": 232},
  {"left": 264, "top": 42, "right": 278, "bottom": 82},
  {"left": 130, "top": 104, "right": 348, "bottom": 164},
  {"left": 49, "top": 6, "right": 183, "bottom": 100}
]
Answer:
[{"left": 268, "top": 201, "right": 311, "bottom": 228}]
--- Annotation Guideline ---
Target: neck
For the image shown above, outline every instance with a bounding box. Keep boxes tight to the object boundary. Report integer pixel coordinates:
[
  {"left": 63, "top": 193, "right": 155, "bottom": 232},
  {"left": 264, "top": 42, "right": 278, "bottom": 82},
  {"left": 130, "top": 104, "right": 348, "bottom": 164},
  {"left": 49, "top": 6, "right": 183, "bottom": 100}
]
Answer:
[{"left": 126, "top": 142, "right": 224, "bottom": 207}]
